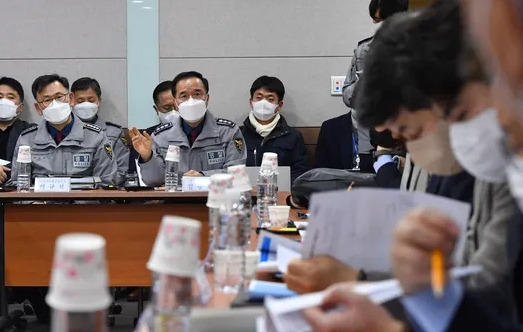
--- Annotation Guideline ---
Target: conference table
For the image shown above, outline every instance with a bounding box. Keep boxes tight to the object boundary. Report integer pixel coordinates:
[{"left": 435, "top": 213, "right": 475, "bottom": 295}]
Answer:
[{"left": 0, "top": 189, "right": 296, "bottom": 316}]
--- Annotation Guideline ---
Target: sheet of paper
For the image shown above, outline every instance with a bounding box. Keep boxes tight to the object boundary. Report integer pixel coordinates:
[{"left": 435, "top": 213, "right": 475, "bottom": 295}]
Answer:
[
  {"left": 276, "top": 245, "right": 301, "bottom": 273},
  {"left": 0, "top": 159, "right": 10, "bottom": 166},
  {"left": 302, "top": 188, "right": 471, "bottom": 272},
  {"left": 264, "top": 265, "right": 481, "bottom": 332}
]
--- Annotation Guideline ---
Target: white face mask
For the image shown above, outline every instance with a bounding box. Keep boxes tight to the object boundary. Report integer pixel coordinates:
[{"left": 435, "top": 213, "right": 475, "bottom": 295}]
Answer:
[
  {"left": 73, "top": 102, "right": 99, "bottom": 121},
  {"left": 43, "top": 100, "right": 72, "bottom": 125},
  {"left": 406, "top": 121, "right": 463, "bottom": 176},
  {"left": 449, "top": 108, "right": 508, "bottom": 183},
  {"left": 177, "top": 97, "right": 207, "bottom": 123},
  {"left": 252, "top": 99, "right": 278, "bottom": 121},
  {"left": 0, "top": 98, "right": 19, "bottom": 121},
  {"left": 506, "top": 155, "right": 523, "bottom": 211},
  {"left": 158, "top": 110, "right": 179, "bottom": 124}
]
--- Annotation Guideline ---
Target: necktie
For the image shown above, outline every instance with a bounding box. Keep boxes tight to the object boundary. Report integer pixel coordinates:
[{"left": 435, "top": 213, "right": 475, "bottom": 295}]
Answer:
[
  {"left": 56, "top": 132, "right": 64, "bottom": 144},
  {"left": 190, "top": 129, "right": 198, "bottom": 145}
]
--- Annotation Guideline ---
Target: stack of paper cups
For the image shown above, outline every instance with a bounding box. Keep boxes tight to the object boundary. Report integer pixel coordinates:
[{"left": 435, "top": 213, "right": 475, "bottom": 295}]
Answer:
[
  {"left": 165, "top": 145, "right": 180, "bottom": 162},
  {"left": 261, "top": 152, "right": 279, "bottom": 174},
  {"left": 147, "top": 216, "right": 202, "bottom": 277},
  {"left": 227, "top": 164, "right": 252, "bottom": 191},
  {"left": 17, "top": 145, "right": 31, "bottom": 163},
  {"left": 206, "top": 174, "right": 233, "bottom": 208},
  {"left": 46, "top": 233, "right": 112, "bottom": 312}
]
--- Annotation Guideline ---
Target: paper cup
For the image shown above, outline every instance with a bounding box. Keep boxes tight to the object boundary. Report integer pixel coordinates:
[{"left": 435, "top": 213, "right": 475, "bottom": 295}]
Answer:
[
  {"left": 206, "top": 174, "right": 233, "bottom": 208},
  {"left": 261, "top": 152, "right": 278, "bottom": 172},
  {"left": 268, "top": 206, "right": 290, "bottom": 228},
  {"left": 46, "top": 233, "right": 112, "bottom": 312},
  {"left": 165, "top": 145, "right": 180, "bottom": 162},
  {"left": 147, "top": 216, "right": 201, "bottom": 277},
  {"left": 227, "top": 165, "right": 252, "bottom": 192},
  {"left": 17, "top": 145, "right": 31, "bottom": 163}
]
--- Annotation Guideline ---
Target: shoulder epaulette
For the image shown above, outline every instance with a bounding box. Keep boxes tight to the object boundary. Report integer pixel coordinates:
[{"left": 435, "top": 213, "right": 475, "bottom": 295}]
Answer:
[
  {"left": 216, "top": 118, "right": 235, "bottom": 128},
  {"left": 105, "top": 121, "right": 122, "bottom": 129},
  {"left": 20, "top": 125, "right": 38, "bottom": 136},
  {"left": 83, "top": 123, "right": 102, "bottom": 133},
  {"left": 358, "top": 36, "right": 373, "bottom": 45},
  {"left": 153, "top": 122, "right": 173, "bottom": 135}
]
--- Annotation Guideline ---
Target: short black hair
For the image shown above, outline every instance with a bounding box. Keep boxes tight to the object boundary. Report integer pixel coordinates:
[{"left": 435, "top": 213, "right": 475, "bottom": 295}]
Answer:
[
  {"left": 31, "top": 74, "right": 69, "bottom": 99},
  {"left": 0, "top": 77, "right": 24, "bottom": 102},
  {"left": 71, "top": 77, "right": 102, "bottom": 97},
  {"left": 369, "top": 0, "right": 409, "bottom": 21},
  {"left": 357, "top": 0, "right": 463, "bottom": 128},
  {"left": 153, "top": 80, "right": 173, "bottom": 104},
  {"left": 172, "top": 71, "right": 209, "bottom": 96},
  {"left": 250, "top": 76, "right": 285, "bottom": 102}
]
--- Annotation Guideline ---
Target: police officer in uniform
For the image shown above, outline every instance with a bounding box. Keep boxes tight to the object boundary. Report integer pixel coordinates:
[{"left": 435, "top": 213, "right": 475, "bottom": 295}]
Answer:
[
  {"left": 10, "top": 74, "right": 117, "bottom": 185},
  {"left": 130, "top": 71, "right": 246, "bottom": 186},
  {"left": 71, "top": 77, "right": 130, "bottom": 185}
]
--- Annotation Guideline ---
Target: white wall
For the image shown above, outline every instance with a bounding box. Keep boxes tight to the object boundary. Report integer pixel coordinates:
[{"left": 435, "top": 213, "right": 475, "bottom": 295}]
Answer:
[{"left": 0, "top": 0, "right": 375, "bottom": 127}]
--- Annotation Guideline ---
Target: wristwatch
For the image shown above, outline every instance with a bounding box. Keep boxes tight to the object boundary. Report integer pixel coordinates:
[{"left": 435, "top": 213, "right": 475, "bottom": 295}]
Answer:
[{"left": 372, "top": 149, "right": 393, "bottom": 162}]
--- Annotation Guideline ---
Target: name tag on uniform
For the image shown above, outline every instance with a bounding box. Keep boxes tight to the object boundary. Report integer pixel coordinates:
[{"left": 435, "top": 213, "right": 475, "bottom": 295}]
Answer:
[
  {"left": 206, "top": 150, "right": 225, "bottom": 165},
  {"left": 73, "top": 154, "right": 91, "bottom": 167}
]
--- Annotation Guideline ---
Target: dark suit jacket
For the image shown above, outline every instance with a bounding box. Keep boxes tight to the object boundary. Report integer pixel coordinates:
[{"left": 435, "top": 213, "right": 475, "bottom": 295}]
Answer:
[
  {"left": 4, "top": 119, "right": 33, "bottom": 181},
  {"left": 314, "top": 113, "right": 373, "bottom": 173}
]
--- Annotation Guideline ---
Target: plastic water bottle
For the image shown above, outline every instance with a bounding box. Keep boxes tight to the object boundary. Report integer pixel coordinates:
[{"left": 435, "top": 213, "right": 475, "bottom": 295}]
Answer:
[
  {"left": 165, "top": 145, "right": 180, "bottom": 192},
  {"left": 257, "top": 152, "right": 278, "bottom": 228},
  {"left": 51, "top": 311, "right": 107, "bottom": 332},
  {"left": 214, "top": 189, "right": 247, "bottom": 293},
  {"left": 239, "top": 191, "right": 252, "bottom": 243},
  {"left": 149, "top": 273, "right": 192, "bottom": 332},
  {"left": 16, "top": 145, "right": 31, "bottom": 192}
]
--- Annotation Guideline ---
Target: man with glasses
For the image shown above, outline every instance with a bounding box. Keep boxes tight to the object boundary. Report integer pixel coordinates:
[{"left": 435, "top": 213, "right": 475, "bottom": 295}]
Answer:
[
  {"left": 9, "top": 74, "right": 117, "bottom": 185},
  {"left": 130, "top": 71, "right": 246, "bottom": 186}
]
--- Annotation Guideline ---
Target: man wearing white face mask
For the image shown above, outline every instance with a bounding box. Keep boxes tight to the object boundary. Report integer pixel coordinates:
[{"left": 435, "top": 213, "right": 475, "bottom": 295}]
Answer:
[
  {"left": 0, "top": 77, "right": 34, "bottom": 184},
  {"left": 239, "top": 76, "right": 308, "bottom": 184},
  {"left": 9, "top": 74, "right": 117, "bottom": 185},
  {"left": 71, "top": 77, "right": 129, "bottom": 186},
  {"left": 130, "top": 71, "right": 246, "bottom": 185}
]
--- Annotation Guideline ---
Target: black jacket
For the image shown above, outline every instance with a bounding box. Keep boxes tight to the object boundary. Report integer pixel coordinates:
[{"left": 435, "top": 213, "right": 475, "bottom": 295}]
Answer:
[
  {"left": 6, "top": 119, "right": 33, "bottom": 163},
  {"left": 240, "top": 115, "right": 308, "bottom": 184},
  {"left": 314, "top": 113, "right": 374, "bottom": 173}
]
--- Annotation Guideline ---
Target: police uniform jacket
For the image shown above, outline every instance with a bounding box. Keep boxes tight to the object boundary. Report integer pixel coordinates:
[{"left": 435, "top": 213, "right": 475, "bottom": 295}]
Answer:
[
  {"left": 139, "top": 111, "right": 246, "bottom": 186},
  {"left": 93, "top": 117, "right": 130, "bottom": 185},
  {"left": 10, "top": 115, "right": 117, "bottom": 185},
  {"left": 240, "top": 115, "right": 308, "bottom": 184}
]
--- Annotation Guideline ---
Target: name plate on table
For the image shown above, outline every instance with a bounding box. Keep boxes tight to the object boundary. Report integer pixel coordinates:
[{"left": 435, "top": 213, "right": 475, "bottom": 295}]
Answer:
[
  {"left": 34, "top": 177, "right": 71, "bottom": 192},
  {"left": 182, "top": 176, "right": 211, "bottom": 192}
]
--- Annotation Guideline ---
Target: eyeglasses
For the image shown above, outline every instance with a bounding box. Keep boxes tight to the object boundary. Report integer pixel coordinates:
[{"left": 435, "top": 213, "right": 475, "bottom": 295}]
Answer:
[
  {"left": 176, "top": 92, "right": 206, "bottom": 103},
  {"left": 37, "top": 93, "right": 69, "bottom": 107}
]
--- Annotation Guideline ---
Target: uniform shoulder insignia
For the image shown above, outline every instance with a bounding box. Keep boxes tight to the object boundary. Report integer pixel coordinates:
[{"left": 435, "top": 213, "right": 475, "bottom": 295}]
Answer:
[
  {"left": 20, "top": 125, "right": 38, "bottom": 136},
  {"left": 216, "top": 118, "right": 235, "bottom": 128},
  {"left": 105, "top": 121, "right": 122, "bottom": 128},
  {"left": 358, "top": 36, "right": 373, "bottom": 45},
  {"left": 83, "top": 123, "right": 102, "bottom": 133},
  {"left": 153, "top": 122, "right": 173, "bottom": 135}
]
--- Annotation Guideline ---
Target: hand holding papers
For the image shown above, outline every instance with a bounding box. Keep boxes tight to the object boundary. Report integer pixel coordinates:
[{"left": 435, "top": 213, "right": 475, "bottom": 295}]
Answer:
[
  {"left": 261, "top": 266, "right": 482, "bottom": 332},
  {"left": 302, "top": 188, "right": 471, "bottom": 272}
]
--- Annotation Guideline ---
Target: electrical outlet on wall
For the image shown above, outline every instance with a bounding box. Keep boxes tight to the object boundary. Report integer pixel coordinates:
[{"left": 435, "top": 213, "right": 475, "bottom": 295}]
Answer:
[{"left": 330, "top": 76, "right": 346, "bottom": 96}]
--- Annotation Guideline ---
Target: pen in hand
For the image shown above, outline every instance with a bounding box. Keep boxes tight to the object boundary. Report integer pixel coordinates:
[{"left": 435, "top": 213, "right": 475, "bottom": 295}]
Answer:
[{"left": 431, "top": 250, "right": 445, "bottom": 298}]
